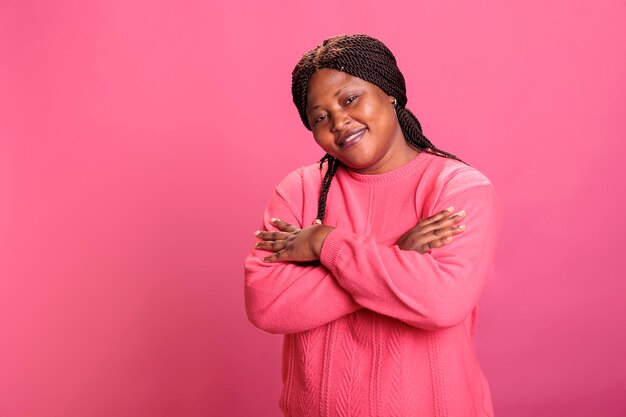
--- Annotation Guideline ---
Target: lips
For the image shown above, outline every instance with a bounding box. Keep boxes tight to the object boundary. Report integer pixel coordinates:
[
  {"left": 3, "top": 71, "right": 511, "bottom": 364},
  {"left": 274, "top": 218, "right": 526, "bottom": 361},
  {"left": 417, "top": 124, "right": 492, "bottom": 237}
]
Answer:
[{"left": 338, "top": 128, "right": 367, "bottom": 149}]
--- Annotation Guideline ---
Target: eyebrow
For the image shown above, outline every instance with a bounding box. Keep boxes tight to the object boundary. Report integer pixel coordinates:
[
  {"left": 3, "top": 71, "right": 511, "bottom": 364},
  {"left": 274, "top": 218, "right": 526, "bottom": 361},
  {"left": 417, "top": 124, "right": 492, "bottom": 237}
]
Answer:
[{"left": 307, "top": 83, "right": 358, "bottom": 112}]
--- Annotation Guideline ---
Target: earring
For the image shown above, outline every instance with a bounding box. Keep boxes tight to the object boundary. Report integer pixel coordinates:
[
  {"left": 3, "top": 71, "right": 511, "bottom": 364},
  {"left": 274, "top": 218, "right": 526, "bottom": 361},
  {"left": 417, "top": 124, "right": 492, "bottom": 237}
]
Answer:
[{"left": 392, "top": 98, "right": 398, "bottom": 108}]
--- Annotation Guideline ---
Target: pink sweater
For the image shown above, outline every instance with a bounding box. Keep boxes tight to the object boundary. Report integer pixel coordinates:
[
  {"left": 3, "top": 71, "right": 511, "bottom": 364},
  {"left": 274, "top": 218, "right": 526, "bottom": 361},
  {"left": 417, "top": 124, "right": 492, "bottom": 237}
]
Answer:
[{"left": 244, "top": 151, "right": 501, "bottom": 417}]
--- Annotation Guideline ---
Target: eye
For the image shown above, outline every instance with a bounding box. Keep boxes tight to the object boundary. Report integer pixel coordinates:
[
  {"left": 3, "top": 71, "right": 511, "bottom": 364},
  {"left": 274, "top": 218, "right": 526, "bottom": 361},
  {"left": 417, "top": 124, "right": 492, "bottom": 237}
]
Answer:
[
  {"left": 313, "top": 114, "right": 327, "bottom": 125},
  {"left": 345, "top": 95, "right": 358, "bottom": 105}
]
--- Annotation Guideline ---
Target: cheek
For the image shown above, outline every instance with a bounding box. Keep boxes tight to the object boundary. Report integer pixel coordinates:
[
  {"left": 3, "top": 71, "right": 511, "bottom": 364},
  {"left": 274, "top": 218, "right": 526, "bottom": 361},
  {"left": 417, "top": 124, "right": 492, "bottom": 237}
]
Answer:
[
  {"left": 358, "top": 99, "right": 391, "bottom": 128},
  {"left": 358, "top": 101, "right": 379, "bottom": 120},
  {"left": 365, "top": 108, "right": 399, "bottom": 148},
  {"left": 312, "top": 132, "right": 334, "bottom": 149}
]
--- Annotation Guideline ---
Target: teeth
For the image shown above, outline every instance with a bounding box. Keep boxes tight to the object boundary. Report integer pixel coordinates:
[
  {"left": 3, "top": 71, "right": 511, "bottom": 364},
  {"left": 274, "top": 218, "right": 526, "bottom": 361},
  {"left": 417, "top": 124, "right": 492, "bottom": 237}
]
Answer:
[{"left": 343, "top": 130, "right": 363, "bottom": 144}]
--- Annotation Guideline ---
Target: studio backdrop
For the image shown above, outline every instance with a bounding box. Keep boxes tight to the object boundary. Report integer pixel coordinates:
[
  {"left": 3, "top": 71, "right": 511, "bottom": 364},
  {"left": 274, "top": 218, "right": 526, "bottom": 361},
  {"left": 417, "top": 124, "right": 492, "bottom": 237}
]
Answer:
[{"left": 1, "top": 1, "right": 625, "bottom": 416}]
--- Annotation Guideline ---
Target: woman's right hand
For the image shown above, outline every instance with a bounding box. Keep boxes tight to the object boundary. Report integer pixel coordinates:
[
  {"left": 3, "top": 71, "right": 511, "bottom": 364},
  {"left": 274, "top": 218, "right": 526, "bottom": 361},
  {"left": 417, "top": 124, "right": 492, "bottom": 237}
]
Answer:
[{"left": 396, "top": 207, "right": 467, "bottom": 254}]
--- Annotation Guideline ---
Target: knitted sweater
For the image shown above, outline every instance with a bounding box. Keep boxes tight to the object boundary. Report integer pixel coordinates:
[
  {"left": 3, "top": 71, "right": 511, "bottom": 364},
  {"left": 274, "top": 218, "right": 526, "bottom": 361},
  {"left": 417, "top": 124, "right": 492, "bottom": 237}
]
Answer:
[{"left": 244, "top": 151, "right": 501, "bottom": 417}]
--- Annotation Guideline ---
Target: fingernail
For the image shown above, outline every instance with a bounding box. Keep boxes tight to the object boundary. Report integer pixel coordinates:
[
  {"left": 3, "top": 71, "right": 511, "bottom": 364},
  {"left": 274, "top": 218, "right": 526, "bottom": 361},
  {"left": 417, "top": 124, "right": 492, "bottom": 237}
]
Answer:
[
  {"left": 445, "top": 236, "right": 453, "bottom": 241},
  {"left": 270, "top": 218, "right": 277, "bottom": 223},
  {"left": 456, "top": 224, "right": 466, "bottom": 229},
  {"left": 454, "top": 210, "right": 466, "bottom": 217},
  {"left": 445, "top": 207, "right": 454, "bottom": 212},
  {"left": 255, "top": 231, "right": 260, "bottom": 236}
]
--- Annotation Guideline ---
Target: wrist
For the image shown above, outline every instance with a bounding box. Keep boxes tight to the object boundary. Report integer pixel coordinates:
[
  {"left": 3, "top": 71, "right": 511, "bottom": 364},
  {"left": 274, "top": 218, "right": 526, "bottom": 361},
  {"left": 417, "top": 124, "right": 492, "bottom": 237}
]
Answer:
[{"left": 312, "top": 225, "right": 335, "bottom": 258}]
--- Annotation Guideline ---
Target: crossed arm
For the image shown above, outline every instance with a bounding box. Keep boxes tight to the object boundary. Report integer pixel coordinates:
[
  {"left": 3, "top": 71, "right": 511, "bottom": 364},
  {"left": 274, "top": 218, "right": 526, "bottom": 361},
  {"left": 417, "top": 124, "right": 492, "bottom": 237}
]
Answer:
[
  {"left": 256, "top": 207, "right": 465, "bottom": 263},
  {"left": 245, "top": 200, "right": 495, "bottom": 333},
  {"left": 244, "top": 171, "right": 499, "bottom": 334}
]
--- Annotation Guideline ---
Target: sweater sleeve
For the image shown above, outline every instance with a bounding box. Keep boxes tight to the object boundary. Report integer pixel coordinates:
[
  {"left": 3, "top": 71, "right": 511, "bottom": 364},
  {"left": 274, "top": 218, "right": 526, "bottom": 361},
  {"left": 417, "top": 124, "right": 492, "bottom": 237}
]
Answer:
[
  {"left": 244, "top": 168, "right": 362, "bottom": 334},
  {"left": 319, "top": 168, "right": 501, "bottom": 331}
]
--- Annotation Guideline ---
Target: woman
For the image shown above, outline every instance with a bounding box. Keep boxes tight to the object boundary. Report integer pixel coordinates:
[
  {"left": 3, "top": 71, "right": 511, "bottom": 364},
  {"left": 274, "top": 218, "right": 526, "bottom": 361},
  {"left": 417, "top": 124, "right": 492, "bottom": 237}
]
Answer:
[{"left": 244, "top": 34, "right": 500, "bottom": 417}]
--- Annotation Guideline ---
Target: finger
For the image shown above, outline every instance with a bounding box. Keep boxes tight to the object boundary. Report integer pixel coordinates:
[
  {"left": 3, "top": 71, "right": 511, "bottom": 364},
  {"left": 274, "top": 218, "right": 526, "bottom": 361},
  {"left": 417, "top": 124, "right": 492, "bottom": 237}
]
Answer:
[
  {"left": 255, "top": 239, "right": 287, "bottom": 252},
  {"left": 420, "top": 210, "right": 466, "bottom": 234},
  {"left": 449, "top": 224, "right": 467, "bottom": 235},
  {"left": 420, "top": 224, "right": 466, "bottom": 245},
  {"left": 270, "top": 217, "right": 299, "bottom": 232},
  {"left": 433, "top": 223, "right": 466, "bottom": 238},
  {"left": 262, "top": 249, "right": 289, "bottom": 263},
  {"left": 255, "top": 230, "right": 292, "bottom": 241},
  {"left": 408, "top": 223, "right": 465, "bottom": 250},
  {"left": 429, "top": 235, "right": 454, "bottom": 249},
  {"left": 410, "top": 223, "right": 467, "bottom": 254},
  {"left": 419, "top": 207, "right": 455, "bottom": 227},
  {"left": 420, "top": 234, "right": 458, "bottom": 253},
  {"left": 312, "top": 219, "right": 322, "bottom": 225}
]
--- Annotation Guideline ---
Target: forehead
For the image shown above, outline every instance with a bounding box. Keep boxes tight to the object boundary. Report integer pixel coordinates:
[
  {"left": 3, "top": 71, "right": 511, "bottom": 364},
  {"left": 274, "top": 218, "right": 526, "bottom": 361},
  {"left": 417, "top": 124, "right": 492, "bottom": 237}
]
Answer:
[{"left": 306, "top": 69, "right": 369, "bottom": 111}]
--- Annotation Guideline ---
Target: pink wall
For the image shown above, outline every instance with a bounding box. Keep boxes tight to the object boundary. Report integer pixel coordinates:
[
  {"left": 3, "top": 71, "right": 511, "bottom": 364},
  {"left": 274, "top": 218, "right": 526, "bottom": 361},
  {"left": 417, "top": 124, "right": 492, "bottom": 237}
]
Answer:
[{"left": 1, "top": 1, "right": 625, "bottom": 416}]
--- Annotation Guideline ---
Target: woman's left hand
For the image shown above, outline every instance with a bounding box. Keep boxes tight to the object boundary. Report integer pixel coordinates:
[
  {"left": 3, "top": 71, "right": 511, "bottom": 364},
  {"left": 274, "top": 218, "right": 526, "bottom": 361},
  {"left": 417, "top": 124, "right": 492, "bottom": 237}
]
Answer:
[{"left": 255, "top": 218, "right": 335, "bottom": 263}]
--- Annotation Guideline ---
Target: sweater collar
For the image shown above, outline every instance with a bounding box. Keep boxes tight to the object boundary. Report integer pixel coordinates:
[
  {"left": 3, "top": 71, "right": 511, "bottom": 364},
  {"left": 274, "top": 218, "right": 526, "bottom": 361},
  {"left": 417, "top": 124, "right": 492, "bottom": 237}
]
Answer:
[{"left": 344, "top": 150, "right": 430, "bottom": 185}]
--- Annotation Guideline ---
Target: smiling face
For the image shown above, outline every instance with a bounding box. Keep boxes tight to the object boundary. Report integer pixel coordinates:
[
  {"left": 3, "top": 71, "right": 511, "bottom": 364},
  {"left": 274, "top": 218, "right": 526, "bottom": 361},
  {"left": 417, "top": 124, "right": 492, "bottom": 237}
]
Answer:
[{"left": 305, "top": 68, "right": 418, "bottom": 175}]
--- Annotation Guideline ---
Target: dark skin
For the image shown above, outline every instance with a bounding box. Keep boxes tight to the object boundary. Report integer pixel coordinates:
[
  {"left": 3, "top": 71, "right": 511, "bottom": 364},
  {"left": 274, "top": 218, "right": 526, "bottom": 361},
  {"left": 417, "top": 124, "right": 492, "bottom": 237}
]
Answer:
[
  {"left": 256, "top": 209, "right": 466, "bottom": 263},
  {"left": 256, "top": 69, "right": 466, "bottom": 262}
]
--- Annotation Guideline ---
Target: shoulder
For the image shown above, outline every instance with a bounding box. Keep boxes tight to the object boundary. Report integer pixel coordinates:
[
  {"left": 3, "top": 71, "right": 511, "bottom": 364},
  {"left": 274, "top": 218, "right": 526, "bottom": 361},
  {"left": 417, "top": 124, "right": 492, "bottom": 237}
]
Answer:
[
  {"left": 423, "top": 153, "right": 495, "bottom": 195},
  {"left": 269, "top": 162, "right": 325, "bottom": 227},
  {"left": 416, "top": 153, "right": 498, "bottom": 215},
  {"left": 274, "top": 162, "right": 324, "bottom": 193}
]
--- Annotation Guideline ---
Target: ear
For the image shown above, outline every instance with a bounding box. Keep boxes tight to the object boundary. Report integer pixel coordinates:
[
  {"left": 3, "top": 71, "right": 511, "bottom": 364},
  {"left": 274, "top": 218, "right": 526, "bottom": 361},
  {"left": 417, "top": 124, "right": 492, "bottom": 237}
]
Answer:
[{"left": 388, "top": 96, "right": 396, "bottom": 105}]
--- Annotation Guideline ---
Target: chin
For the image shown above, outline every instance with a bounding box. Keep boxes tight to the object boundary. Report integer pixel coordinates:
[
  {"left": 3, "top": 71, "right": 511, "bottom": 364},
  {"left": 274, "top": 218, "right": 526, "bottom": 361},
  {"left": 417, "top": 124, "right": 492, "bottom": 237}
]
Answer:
[
  {"left": 342, "top": 152, "right": 379, "bottom": 169},
  {"left": 340, "top": 158, "right": 376, "bottom": 172}
]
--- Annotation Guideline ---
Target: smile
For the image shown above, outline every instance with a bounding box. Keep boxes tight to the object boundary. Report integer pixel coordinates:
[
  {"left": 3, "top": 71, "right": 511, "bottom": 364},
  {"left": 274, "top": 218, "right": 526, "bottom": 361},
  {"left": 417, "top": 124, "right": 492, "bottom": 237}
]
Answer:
[{"left": 338, "top": 128, "right": 366, "bottom": 149}]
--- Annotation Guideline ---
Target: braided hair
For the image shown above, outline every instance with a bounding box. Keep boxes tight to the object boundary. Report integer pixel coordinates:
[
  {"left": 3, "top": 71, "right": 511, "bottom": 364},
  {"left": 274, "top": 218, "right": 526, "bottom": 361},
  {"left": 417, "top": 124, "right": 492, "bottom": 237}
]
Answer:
[{"left": 291, "top": 34, "right": 468, "bottom": 221}]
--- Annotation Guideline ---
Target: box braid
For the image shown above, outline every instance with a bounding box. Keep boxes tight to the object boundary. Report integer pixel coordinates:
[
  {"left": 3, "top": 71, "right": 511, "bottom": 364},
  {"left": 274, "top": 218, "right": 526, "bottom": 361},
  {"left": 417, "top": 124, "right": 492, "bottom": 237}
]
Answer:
[{"left": 291, "top": 34, "right": 468, "bottom": 221}]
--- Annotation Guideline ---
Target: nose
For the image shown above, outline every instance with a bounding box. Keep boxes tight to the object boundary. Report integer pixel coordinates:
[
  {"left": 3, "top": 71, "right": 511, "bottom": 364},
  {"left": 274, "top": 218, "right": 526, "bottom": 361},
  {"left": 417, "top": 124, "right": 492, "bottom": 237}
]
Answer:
[{"left": 330, "top": 109, "right": 350, "bottom": 133}]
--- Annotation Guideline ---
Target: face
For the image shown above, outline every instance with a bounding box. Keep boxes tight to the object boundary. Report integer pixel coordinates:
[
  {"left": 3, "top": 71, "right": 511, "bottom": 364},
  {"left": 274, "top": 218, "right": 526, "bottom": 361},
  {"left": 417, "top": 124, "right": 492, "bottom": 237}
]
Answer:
[{"left": 305, "top": 68, "right": 417, "bottom": 175}]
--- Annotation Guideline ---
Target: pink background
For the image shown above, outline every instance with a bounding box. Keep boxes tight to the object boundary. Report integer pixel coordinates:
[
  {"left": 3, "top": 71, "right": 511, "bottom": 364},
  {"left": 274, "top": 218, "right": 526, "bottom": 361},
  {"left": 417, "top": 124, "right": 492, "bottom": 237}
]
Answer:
[{"left": 1, "top": 1, "right": 625, "bottom": 416}]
